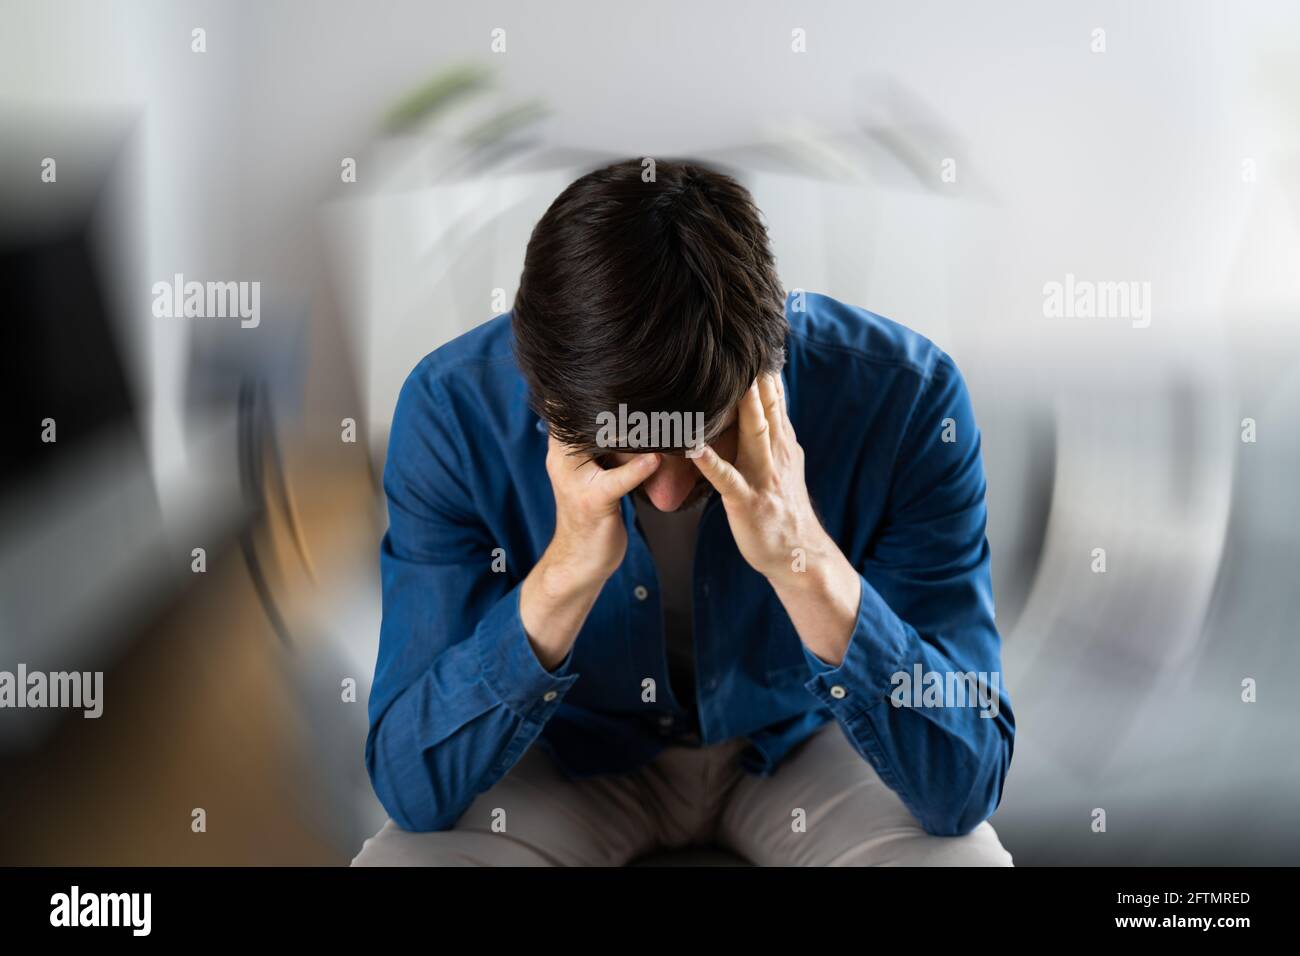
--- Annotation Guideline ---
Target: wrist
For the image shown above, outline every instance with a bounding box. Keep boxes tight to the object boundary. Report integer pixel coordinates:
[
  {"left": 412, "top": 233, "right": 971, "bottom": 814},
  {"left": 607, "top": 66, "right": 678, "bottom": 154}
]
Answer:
[
  {"left": 766, "top": 535, "right": 861, "bottom": 668},
  {"left": 521, "top": 544, "right": 610, "bottom": 672},
  {"left": 765, "top": 528, "right": 841, "bottom": 593},
  {"left": 538, "top": 537, "right": 615, "bottom": 600}
]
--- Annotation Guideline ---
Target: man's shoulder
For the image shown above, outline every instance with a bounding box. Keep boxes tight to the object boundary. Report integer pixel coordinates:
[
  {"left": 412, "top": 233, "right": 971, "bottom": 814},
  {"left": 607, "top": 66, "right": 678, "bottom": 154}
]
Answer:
[
  {"left": 786, "top": 290, "right": 956, "bottom": 384},
  {"left": 388, "top": 313, "right": 529, "bottom": 464},
  {"left": 404, "top": 312, "right": 519, "bottom": 391},
  {"left": 784, "top": 292, "right": 975, "bottom": 460},
  {"left": 395, "top": 312, "right": 532, "bottom": 422}
]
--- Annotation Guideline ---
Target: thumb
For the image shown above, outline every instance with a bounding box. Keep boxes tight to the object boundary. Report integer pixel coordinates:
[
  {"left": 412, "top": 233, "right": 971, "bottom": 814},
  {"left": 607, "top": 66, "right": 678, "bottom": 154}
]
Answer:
[
  {"left": 595, "top": 452, "right": 661, "bottom": 501},
  {"left": 690, "top": 444, "right": 747, "bottom": 498}
]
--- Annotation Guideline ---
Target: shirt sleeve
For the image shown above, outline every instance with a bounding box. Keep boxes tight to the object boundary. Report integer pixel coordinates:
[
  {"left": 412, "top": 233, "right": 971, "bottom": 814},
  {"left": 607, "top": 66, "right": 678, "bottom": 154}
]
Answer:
[
  {"left": 800, "top": 353, "right": 1015, "bottom": 837},
  {"left": 364, "top": 368, "right": 579, "bottom": 832}
]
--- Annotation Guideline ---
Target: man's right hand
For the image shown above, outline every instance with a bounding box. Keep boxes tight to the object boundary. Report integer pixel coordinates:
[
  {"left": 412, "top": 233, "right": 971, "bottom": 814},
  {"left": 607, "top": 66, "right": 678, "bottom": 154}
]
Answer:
[
  {"left": 545, "top": 434, "right": 660, "bottom": 581},
  {"left": 519, "top": 435, "right": 660, "bottom": 670}
]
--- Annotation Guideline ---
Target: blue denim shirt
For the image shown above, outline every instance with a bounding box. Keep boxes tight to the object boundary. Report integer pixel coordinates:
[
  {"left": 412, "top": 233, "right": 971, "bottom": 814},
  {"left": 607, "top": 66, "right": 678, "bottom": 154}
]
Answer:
[{"left": 365, "top": 290, "right": 1014, "bottom": 837}]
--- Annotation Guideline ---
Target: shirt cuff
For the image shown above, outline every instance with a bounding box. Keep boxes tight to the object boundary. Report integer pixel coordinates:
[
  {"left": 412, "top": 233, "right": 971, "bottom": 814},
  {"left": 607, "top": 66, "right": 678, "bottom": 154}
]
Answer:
[
  {"left": 802, "top": 572, "right": 914, "bottom": 707},
  {"left": 476, "top": 582, "right": 580, "bottom": 720},
  {"left": 801, "top": 642, "right": 837, "bottom": 675}
]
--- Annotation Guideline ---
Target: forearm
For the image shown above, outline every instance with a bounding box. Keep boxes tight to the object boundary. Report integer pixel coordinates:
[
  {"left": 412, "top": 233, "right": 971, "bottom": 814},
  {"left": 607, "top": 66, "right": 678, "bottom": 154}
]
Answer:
[
  {"left": 367, "top": 579, "right": 582, "bottom": 832},
  {"left": 519, "top": 538, "right": 609, "bottom": 671},
  {"left": 788, "top": 567, "right": 1015, "bottom": 836},
  {"left": 767, "top": 528, "right": 861, "bottom": 667},
  {"left": 367, "top": 653, "right": 509, "bottom": 831}
]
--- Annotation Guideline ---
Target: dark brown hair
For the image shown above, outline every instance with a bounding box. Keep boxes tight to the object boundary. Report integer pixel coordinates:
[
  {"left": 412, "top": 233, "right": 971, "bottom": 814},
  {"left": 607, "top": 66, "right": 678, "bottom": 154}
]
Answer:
[{"left": 511, "top": 158, "right": 787, "bottom": 456}]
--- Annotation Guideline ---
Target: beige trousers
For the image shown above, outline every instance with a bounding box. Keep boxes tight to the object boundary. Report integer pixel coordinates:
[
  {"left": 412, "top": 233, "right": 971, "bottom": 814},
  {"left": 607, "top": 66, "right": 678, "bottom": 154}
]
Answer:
[{"left": 351, "top": 719, "right": 1013, "bottom": 866}]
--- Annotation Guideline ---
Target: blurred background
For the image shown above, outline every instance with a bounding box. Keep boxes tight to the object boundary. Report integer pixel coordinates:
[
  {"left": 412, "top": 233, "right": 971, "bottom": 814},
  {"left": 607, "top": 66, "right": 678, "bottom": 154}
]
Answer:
[{"left": 1, "top": 0, "right": 1298, "bottom": 865}]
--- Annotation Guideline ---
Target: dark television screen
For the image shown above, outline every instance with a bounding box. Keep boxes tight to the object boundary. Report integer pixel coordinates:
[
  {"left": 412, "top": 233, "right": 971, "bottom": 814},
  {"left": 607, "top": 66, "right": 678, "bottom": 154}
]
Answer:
[{"left": 0, "top": 226, "right": 139, "bottom": 498}]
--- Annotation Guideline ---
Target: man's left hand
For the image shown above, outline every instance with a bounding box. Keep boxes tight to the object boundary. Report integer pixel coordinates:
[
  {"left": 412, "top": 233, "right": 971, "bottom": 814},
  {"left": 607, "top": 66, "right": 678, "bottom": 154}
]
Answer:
[
  {"left": 692, "top": 373, "right": 862, "bottom": 665},
  {"left": 691, "top": 373, "right": 829, "bottom": 587}
]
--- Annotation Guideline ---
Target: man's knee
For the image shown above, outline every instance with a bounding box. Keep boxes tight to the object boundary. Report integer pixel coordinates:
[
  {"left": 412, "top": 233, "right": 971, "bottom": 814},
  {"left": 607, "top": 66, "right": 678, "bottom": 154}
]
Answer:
[
  {"left": 847, "top": 820, "right": 1014, "bottom": 867},
  {"left": 351, "top": 819, "right": 451, "bottom": 866},
  {"left": 350, "top": 818, "right": 538, "bottom": 867}
]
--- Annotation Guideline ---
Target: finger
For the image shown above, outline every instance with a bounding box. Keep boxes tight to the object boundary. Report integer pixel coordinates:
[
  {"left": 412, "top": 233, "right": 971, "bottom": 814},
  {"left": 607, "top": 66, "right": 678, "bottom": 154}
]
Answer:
[
  {"left": 760, "top": 371, "right": 796, "bottom": 448},
  {"left": 593, "top": 452, "right": 660, "bottom": 501},
  {"left": 546, "top": 433, "right": 574, "bottom": 474},
  {"left": 736, "top": 379, "right": 774, "bottom": 478},
  {"left": 691, "top": 443, "right": 748, "bottom": 498},
  {"left": 547, "top": 432, "right": 586, "bottom": 462},
  {"left": 768, "top": 370, "right": 794, "bottom": 432},
  {"left": 548, "top": 433, "right": 597, "bottom": 481},
  {"left": 758, "top": 372, "right": 785, "bottom": 434}
]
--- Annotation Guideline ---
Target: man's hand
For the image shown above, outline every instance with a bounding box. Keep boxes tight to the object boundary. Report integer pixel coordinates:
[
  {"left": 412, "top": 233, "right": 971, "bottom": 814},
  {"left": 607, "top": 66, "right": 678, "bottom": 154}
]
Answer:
[
  {"left": 544, "top": 434, "right": 660, "bottom": 581},
  {"left": 692, "top": 373, "right": 861, "bottom": 666},
  {"left": 690, "top": 373, "right": 823, "bottom": 586},
  {"left": 519, "top": 436, "right": 659, "bottom": 670}
]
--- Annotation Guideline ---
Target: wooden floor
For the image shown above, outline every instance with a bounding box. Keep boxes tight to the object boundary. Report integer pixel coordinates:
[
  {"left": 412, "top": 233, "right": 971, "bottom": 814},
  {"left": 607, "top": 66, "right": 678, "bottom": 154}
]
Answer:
[{"left": 0, "top": 457, "right": 377, "bottom": 866}]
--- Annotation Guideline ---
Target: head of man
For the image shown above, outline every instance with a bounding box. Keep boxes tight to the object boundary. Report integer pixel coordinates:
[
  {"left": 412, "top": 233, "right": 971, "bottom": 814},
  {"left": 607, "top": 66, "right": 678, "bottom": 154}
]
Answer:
[{"left": 512, "top": 158, "right": 788, "bottom": 512}]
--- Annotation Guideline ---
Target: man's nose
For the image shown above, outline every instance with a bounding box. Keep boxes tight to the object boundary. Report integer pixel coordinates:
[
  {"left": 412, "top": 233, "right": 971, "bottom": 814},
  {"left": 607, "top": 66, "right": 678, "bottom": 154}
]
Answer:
[{"left": 640, "top": 462, "right": 700, "bottom": 512}]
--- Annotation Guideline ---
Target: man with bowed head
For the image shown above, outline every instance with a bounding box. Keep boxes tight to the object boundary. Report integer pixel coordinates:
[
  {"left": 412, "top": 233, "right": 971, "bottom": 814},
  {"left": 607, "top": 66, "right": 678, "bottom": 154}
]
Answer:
[{"left": 354, "top": 158, "right": 1014, "bottom": 866}]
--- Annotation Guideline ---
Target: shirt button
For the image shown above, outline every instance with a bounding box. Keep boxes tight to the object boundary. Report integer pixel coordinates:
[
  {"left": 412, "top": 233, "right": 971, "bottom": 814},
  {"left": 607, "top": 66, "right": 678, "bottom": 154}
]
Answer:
[
  {"left": 543, "top": 690, "right": 558, "bottom": 702},
  {"left": 829, "top": 685, "right": 847, "bottom": 699},
  {"left": 658, "top": 715, "right": 673, "bottom": 727},
  {"left": 633, "top": 585, "right": 649, "bottom": 601}
]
